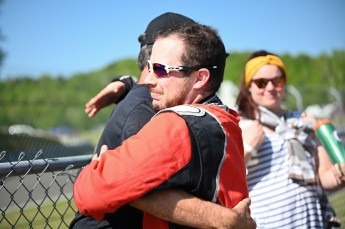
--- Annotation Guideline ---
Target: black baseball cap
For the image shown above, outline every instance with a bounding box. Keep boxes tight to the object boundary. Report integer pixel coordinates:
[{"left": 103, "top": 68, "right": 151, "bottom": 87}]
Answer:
[{"left": 140, "top": 12, "right": 195, "bottom": 47}]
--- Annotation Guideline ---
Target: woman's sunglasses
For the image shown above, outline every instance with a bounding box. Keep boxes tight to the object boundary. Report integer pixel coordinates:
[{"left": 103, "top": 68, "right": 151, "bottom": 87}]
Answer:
[
  {"left": 147, "top": 60, "right": 217, "bottom": 78},
  {"left": 251, "top": 77, "right": 285, "bottom": 89}
]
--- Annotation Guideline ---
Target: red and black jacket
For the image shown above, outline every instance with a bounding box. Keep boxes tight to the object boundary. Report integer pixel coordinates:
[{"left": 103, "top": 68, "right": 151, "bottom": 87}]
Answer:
[{"left": 74, "top": 104, "right": 248, "bottom": 228}]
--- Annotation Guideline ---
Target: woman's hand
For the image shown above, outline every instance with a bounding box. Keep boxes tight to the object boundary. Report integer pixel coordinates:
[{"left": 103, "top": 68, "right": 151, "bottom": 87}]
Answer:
[
  {"left": 331, "top": 162, "right": 345, "bottom": 186},
  {"left": 240, "top": 120, "right": 265, "bottom": 163}
]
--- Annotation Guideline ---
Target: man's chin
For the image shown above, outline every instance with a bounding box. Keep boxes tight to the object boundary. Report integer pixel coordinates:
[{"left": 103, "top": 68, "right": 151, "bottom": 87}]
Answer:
[{"left": 152, "top": 101, "right": 161, "bottom": 111}]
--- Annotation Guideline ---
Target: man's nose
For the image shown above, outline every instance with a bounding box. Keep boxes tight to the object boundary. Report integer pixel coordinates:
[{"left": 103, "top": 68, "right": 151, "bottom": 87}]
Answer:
[{"left": 143, "top": 71, "right": 157, "bottom": 86}]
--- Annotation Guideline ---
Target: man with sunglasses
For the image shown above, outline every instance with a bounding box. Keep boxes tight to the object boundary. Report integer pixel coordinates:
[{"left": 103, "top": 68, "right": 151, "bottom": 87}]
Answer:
[
  {"left": 72, "top": 12, "right": 253, "bottom": 229},
  {"left": 74, "top": 21, "right": 250, "bottom": 229}
]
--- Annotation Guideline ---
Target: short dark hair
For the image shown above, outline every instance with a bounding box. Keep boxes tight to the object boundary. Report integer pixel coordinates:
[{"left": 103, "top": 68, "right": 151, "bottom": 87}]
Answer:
[
  {"left": 137, "top": 12, "right": 195, "bottom": 72},
  {"left": 137, "top": 44, "right": 152, "bottom": 72},
  {"left": 154, "top": 22, "right": 227, "bottom": 94}
]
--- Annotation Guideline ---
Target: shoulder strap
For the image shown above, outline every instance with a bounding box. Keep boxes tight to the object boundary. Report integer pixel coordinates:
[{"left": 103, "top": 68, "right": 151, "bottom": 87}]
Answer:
[{"left": 154, "top": 105, "right": 206, "bottom": 118}]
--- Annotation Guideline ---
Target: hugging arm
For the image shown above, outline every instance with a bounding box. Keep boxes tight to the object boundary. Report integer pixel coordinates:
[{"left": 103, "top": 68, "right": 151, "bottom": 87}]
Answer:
[{"left": 131, "top": 189, "right": 256, "bottom": 229}]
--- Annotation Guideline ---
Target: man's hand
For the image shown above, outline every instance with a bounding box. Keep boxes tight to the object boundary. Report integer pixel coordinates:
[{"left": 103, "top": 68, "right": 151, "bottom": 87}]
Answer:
[
  {"left": 85, "top": 81, "right": 126, "bottom": 118},
  {"left": 92, "top": 145, "right": 108, "bottom": 161},
  {"left": 230, "top": 198, "right": 256, "bottom": 229}
]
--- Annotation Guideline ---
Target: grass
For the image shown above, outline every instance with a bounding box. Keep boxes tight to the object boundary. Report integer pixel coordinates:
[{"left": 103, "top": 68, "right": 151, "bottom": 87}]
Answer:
[
  {"left": 1, "top": 200, "right": 77, "bottom": 229},
  {"left": 328, "top": 189, "right": 345, "bottom": 228},
  {"left": 80, "top": 127, "right": 103, "bottom": 146}
]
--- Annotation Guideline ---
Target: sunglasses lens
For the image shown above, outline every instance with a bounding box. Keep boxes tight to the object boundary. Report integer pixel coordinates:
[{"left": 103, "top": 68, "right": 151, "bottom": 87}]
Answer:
[
  {"left": 272, "top": 78, "right": 284, "bottom": 88},
  {"left": 253, "top": 79, "right": 268, "bottom": 88},
  {"left": 153, "top": 63, "right": 168, "bottom": 77},
  {"left": 252, "top": 77, "right": 284, "bottom": 89}
]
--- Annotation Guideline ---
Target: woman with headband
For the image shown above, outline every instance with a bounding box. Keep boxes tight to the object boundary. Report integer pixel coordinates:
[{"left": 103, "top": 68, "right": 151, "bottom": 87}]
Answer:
[{"left": 236, "top": 50, "right": 345, "bottom": 228}]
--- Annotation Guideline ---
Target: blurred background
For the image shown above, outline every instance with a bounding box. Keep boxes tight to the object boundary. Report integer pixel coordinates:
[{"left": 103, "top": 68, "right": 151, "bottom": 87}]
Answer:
[
  {"left": 1, "top": 0, "right": 344, "bottom": 152},
  {"left": 0, "top": 0, "right": 344, "bottom": 227},
  {"left": 0, "top": 0, "right": 345, "bottom": 164}
]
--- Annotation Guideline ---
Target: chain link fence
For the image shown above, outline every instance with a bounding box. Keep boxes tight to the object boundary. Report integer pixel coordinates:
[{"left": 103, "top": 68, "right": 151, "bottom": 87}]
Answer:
[
  {"left": 1, "top": 151, "right": 345, "bottom": 228},
  {"left": 0, "top": 150, "right": 91, "bottom": 229}
]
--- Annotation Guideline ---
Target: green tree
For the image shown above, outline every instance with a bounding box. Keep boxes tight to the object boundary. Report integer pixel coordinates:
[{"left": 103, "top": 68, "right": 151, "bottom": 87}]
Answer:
[{"left": 0, "top": 51, "right": 344, "bottom": 131}]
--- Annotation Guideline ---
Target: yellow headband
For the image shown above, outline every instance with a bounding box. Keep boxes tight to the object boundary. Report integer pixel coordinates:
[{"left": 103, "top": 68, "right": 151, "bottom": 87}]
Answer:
[{"left": 244, "top": 54, "right": 287, "bottom": 86}]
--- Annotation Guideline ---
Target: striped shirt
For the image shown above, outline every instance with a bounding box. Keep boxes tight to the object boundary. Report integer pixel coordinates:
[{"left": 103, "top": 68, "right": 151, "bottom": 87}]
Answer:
[{"left": 246, "top": 127, "right": 324, "bottom": 228}]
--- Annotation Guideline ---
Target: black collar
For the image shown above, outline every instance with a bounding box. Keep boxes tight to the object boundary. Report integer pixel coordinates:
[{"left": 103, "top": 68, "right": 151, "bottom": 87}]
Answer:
[{"left": 200, "top": 94, "right": 223, "bottom": 106}]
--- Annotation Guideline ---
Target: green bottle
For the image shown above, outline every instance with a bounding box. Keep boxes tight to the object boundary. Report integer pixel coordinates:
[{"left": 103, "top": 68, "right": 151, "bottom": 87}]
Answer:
[{"left": 314, "top": 119, "right": 345, "bottom": 164}]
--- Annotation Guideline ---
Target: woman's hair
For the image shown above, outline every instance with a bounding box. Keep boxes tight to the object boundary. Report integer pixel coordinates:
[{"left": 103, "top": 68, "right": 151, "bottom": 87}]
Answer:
[{"left": 236, "top": 50, "right": 286, "bottom": 119}]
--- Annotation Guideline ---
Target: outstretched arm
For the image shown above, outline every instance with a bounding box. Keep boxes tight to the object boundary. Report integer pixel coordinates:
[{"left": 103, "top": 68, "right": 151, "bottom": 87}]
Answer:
[
  {"left": 85, "top": 81, "right": 126, "bottom": 118},
  {"left": 85, "top": 76, "right": 137, "bottom": 118}
]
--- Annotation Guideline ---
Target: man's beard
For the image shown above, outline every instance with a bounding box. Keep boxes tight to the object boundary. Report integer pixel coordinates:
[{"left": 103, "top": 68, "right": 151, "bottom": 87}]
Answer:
[{"left": 151, "top": 86, "right": 191, "bottom": 111}]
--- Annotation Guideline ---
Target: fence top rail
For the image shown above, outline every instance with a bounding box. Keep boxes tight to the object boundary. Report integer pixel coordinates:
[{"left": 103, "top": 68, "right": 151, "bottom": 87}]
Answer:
[{"left": 0, "top": 154, "right": 92, "bottom": 177}]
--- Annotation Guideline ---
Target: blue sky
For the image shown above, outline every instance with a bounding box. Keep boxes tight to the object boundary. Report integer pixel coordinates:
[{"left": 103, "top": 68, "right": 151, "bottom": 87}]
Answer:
[{"left": 1, "top": 0, "right": 344, "bottom": 78}]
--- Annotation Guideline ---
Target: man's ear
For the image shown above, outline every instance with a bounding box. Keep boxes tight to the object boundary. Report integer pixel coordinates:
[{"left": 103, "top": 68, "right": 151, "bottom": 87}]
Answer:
[{"left": 193, "top": 68, "right": 210, "bottom": 90}]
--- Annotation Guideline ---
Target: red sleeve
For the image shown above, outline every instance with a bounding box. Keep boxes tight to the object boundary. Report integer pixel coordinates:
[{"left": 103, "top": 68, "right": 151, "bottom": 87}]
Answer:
[{"left": 73, "top": 112, "right": 192, "bottom": 220}]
